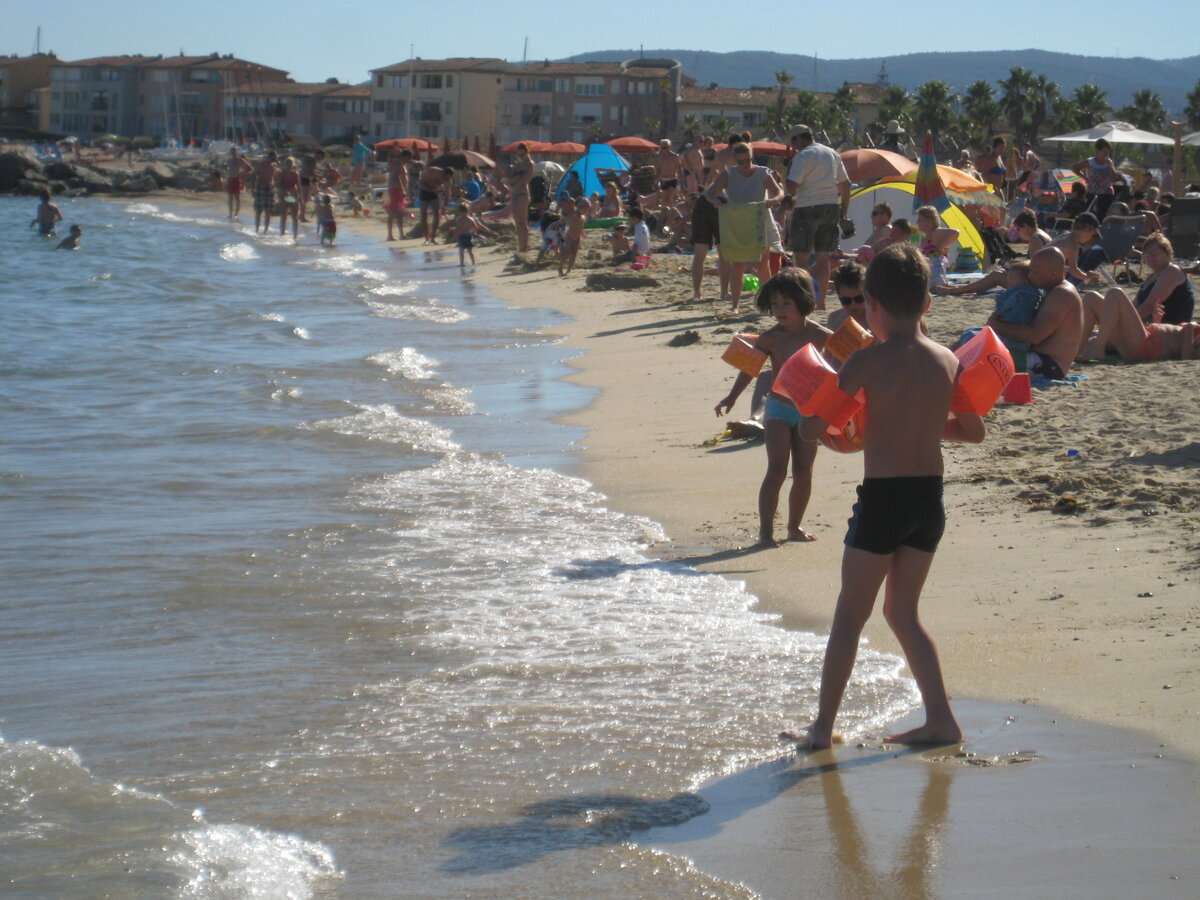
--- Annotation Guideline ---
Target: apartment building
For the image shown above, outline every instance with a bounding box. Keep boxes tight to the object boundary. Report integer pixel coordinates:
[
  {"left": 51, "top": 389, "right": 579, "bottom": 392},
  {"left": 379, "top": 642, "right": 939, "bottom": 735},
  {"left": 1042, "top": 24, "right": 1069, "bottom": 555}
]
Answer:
[
  {"left": 497, "top": 59, "right": 683, "bottom": 145},
  {"left": 0, "top": 53, "right": 56, "bottom": 129},
  {"left": 137, "top": 54, "right": 288, "bottom": 141},
  {"left": 47, "top": 55, "right": 146, "bottom": 137},
  {"left": 368, "top": 58, "right": 509, "bottom": 142},
  {"left": 223, "top": 81, "right": 369, "bottom": 144},
  {"left": 677, "top": 85, "right": 776, "bottom": 136}
]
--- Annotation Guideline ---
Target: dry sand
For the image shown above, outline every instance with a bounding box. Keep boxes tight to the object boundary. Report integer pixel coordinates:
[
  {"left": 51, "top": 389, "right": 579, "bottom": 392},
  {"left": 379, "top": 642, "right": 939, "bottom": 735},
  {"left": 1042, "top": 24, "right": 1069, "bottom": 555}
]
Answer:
[{"left": 174, "top": 191, "right": 1200, "bottom": 894}]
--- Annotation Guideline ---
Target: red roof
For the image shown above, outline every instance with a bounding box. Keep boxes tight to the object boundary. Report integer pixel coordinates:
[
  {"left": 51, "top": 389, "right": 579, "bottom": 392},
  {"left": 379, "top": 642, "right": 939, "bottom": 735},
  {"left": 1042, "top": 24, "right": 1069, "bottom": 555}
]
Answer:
[{"left": 371, "top": 57, "right": 510, "bottom": 74}]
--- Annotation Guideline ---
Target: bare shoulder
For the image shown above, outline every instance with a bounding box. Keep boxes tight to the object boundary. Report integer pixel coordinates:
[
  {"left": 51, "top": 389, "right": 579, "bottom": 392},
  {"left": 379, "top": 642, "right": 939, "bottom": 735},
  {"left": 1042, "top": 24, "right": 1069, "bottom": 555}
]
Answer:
[{"left": 803, "top": 320, "right": 833, "bottom": 345}]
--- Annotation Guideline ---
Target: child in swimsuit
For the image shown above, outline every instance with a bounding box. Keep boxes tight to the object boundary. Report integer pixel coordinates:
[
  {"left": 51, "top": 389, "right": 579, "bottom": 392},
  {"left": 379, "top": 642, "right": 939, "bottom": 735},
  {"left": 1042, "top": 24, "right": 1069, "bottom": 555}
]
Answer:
[
  {"left": 714, "top": 269, "right": 832, "bottom": 547},
  {"left": 790, "top": 243, "right": 986, "bottom": 750},
  {"left": 314, "top": 195, "right": 337, "bottom": 245}
]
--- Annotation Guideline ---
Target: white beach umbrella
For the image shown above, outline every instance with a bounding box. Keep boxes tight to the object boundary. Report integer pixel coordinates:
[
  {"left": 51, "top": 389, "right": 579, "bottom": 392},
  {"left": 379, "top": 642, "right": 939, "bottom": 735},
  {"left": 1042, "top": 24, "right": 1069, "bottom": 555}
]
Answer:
[
  {"left": 1044, "top": 120, "right": 1174, "bottom": 145},
  {"left": 1181, "top": 131, "right": 1200, "bottom": 147}
]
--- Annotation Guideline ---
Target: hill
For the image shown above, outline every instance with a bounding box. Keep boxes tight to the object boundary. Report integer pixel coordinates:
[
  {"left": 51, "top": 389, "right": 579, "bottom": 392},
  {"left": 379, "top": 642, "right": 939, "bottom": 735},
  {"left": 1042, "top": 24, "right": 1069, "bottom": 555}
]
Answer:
[{"left": 565, "top": 49, "right": 1199, "bottom": 117}]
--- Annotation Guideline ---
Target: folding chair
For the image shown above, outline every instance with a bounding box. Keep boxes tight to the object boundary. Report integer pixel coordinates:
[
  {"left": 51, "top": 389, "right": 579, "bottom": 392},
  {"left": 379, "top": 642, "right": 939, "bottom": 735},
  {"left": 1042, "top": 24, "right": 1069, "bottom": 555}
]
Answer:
[
  {"left": 1098, "top": 220, "right": 1143, "bottom": 284},
  {"left": 1167, "top": 196, "right": 1200, "bottom": 261}
]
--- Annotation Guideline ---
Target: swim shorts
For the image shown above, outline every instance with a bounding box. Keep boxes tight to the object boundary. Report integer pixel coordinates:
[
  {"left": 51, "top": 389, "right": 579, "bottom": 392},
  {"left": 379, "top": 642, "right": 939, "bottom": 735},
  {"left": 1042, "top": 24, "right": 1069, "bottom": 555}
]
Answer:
[
  {"left": 845, "top": 476, "right": 945, "bottom": 555},
  {"left": 791, "top": 203, "right": 840, "bottom": 254},
  {"left": 253, "top": 185, "right": 274, "bottom": 213},
  {"left": 1021, "top": 351, "right": 1065, "bottom": 381},
  {"left": 387, "top": 186, "right": 406, "bottom": 214},
  {"left": 38, "top": 221, "right": 56, "bottom": 236},
  {"left": 763, "top": 394, "right": 801, "bottom": 427},
  {"left": 226, "top": 177, "right": 243, "bottom": 194},
  {"left": 691, "top": 194, "right": 720, "bottom": 246},
  {"left": 418, "top": 188, "right": 438, "bottom": 204},
  {"left": 658, "top": 178, "right": 678, "bottom": 190},
  {"left": 457, "top": 233, "right": 474, "bottom": 249}
]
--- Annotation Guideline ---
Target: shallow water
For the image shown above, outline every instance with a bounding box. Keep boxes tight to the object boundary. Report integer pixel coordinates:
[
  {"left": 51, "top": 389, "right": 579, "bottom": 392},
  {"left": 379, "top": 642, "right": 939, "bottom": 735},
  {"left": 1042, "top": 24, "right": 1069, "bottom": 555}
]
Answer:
[{"left": 0, "top": 197, "right": 918, "bottom": 897}]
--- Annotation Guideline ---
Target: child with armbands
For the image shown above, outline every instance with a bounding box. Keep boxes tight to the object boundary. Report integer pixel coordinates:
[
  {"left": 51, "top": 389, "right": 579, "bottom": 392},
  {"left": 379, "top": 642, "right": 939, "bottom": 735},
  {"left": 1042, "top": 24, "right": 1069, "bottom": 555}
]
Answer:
[
  {"left": 788, "top": 243, "right": 986, "bottom": 750},
  {"left": 714, "top": 269, "right": 832, "bottom": 547}
]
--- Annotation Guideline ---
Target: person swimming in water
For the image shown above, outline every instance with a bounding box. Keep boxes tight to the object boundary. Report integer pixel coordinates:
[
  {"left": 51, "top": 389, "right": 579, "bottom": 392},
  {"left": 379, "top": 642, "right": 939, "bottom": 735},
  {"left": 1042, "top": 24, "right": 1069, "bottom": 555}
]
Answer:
[{"left": 30, "top": 188, "right": 64, "bottom": 237}]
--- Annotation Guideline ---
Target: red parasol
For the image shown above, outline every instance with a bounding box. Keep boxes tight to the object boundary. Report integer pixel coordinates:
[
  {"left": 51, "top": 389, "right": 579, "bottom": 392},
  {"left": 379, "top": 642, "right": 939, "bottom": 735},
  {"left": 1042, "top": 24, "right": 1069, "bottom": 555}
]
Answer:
[
  {"left": 373, "top": 137, "right": 435, "bottom": 152},
  {"left": 606, "top": 136, "right": 659, "bottom": 153}
]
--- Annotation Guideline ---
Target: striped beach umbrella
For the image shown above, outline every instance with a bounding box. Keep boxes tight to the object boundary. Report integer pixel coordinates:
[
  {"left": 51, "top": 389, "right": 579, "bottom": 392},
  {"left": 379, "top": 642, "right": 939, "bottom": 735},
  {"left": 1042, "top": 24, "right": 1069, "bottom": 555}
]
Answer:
[{"left": 913, "top": 132, "right": 950, "bottom": 214}]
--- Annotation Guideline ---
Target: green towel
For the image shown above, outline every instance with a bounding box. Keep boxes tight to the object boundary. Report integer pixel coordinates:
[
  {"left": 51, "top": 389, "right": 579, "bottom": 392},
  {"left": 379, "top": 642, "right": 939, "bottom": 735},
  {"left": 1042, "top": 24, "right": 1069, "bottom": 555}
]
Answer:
[{"left": 718, "top": 201, "right": 767, "bottom": 263}]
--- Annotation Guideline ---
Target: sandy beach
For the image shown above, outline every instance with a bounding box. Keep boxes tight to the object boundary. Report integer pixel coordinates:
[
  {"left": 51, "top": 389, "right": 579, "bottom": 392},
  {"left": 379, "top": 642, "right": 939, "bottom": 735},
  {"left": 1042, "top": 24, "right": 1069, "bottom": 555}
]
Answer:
[{"left": 164, "top": 188, "right": 1200, "bottom": 893}]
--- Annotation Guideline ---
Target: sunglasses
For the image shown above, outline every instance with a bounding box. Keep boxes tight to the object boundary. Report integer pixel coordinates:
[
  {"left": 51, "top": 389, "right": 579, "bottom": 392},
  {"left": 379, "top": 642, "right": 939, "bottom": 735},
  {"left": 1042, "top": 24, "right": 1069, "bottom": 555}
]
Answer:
[{"left": 839, "top": 293, "right": 865, "bottom": 305}]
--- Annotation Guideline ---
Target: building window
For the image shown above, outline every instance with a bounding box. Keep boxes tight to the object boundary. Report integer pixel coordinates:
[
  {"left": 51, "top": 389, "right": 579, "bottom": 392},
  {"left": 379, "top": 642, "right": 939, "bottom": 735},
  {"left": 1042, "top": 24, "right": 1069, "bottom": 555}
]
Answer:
[
  {"left": 575, "top": 78, "right": 603, "bottom": 96},
  {"left": 420, "top": 74, "right": 443, "bottom": 89},
  {"left": 387, "top": 74, "right": 406, "bottom": 89},
  {"left": 556, "top": 79, "right": 569, "bottom": 93},
  {"left": 446, "top": 75, "right": 453, "bottom": 88}
]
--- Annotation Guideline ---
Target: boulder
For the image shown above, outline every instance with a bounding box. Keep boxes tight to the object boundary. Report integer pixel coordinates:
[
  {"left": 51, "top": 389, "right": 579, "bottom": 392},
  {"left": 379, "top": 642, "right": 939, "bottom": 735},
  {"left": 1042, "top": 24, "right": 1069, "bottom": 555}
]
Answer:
[
  {"left": 0, "top": 149, "right": 43, "bottom": 191},
  {"left": 114, "top": 173, "right": 158, "bottom": 193},
  {"left": 166, "top": 172, "right": 205, "bottom": 190},
  {"left": 142, "top": 162, "right": 175, "bottom": 187}
]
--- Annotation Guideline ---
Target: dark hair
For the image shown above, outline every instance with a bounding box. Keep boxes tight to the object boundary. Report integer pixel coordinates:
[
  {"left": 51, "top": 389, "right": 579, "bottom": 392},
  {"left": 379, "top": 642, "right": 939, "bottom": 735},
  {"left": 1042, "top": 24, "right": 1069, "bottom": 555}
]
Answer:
[
  {"left": 992, "top": 136, "right": 1005, "bottom": 148},
  {"left": 1070, "top": 182, "right": 1086, "bottom": 197},
  {"left": 1095, "top": 138, "right": 1111, "bottom": 153},
  {"left": 726, "top": 133, "right": 743, "bottom": 145},
  {"left": 39, "top": 187, "right": 51, "bottom": 202},
  {"left": 755, "top": 268, "right": 815, "bottom": 316},
  {"left": 629, "top": 208, "right": 644, "bottom": 221},
  {"left": 831, "top": 260, "right": 866, "bottom": 292},
  {"left": 873, "top": 201, "right": 892, "bottom": 217},
  {"left": 1073, "top": 211, "right": 1100, "bottom": 232},
  {"left": 865, "top": 243, "right": 929, "bottom": 316},
  {"left": 890, "top": 217, "right": 914, "bottom": 236},
  {"left": 1014, "top": 210, "right": 1037, "bottom": 228}
]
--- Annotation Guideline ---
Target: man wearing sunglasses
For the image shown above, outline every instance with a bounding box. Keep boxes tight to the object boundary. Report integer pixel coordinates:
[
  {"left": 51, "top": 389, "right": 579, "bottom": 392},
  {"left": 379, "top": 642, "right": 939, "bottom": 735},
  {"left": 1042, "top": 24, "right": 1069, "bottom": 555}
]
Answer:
[{"left": 825, "top": 261, "right": 870, "bottom": 333}]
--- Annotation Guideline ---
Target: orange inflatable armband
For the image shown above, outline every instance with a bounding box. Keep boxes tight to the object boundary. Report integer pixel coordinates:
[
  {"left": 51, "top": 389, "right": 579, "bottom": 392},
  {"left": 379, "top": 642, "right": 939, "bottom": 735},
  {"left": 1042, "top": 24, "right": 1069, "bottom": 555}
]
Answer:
[
  {"left": 819, "top": 405, "right": 866, "bottom": 453},
  {"left": 824, "top": 316, "right": 875, "bottom": 362},
  {"left": 772, "top": 344, "right": 863, "bottom": 430},
  {"left": 951, "top": 326, "right": 1015, "bottom": 415},
  {"left": 721, "top": 333, "right": 768, "bottom": 377}
]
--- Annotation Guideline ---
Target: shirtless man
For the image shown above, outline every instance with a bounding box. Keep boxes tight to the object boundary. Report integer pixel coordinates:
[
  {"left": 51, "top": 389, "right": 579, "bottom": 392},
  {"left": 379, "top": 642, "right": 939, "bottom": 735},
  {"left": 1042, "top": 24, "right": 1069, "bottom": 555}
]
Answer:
[
  {"left": 225, "top": 147, "right": 253, "bottom": 219},
  {"left": 385, "top": 147, "right": 412, "bottom": 241},
  {"left": 417, "top": 166, "right": 452, "bottom": 245},
  {"left": 655, "top": 139, "right": 682, "bottom": 209},
  {"left": 252, "top": 151, "right": 279, "bottom": 234},
  {"left": 681, "top": 141, "right": 704, "bottom": 194},
  {"left": 297, "top": 152, "right": 318, "bottom": 222},
  {"left": 988, "top": 247, "right": 1084, "bottom": 380}
]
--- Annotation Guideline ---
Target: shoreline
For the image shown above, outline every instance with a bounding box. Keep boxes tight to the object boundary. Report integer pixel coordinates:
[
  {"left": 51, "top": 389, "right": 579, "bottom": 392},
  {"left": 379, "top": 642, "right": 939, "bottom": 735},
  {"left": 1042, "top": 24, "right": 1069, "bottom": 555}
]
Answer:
[
  {"left": 95, "top": 191, "right": 1199, "bottom": 893},
  {"left": 127, "top": 191, "right": 1200, "bottom": 759}
]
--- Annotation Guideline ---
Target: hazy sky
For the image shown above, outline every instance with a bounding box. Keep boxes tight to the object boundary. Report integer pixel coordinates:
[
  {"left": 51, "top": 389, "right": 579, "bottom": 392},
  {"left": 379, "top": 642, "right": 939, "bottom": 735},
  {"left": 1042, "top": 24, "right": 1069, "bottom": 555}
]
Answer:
[{"left": 8, "top": 1, "right": 1194, "bottom": 85}]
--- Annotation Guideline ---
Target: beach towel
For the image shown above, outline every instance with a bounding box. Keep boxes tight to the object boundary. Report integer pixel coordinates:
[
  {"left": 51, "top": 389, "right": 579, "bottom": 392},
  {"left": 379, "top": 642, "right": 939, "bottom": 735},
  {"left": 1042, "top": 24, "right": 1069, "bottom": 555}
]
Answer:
[{"left": 718, "top": 201, "right": 768, "bottom": 263}]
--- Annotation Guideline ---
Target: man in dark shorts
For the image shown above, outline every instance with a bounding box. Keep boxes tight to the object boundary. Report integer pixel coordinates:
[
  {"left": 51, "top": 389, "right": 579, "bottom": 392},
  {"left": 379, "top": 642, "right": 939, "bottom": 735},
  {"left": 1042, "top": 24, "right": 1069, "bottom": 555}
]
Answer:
[
  {"left": 690, "top": 193, "right": 723, "bottom": 301},
  {"left": 417, "top": 166, "right": 451, "bottom": 245},
  {"left": 785, "top": 124, "right": 850, "bottom": 310},
  {"left": 252, "top": 151, "right": 279, "bottom": 234},
  {"left": 989, "top": 247, "right": 1084, "bottom": 380}
]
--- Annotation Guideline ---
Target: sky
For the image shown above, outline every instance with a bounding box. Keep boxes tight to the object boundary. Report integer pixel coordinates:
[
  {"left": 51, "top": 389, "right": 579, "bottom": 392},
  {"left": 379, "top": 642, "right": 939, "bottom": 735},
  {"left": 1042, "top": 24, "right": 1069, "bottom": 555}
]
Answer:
[{"left": 7, "top": 2, "right": 1196, "bottom": 85}]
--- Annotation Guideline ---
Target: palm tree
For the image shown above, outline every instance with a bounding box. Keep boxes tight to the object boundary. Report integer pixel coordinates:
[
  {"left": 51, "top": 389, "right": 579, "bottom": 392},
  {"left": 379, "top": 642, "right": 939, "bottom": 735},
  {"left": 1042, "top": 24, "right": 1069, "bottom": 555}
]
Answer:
[
  {"left": 1026, "top": 75, "right": 1060, "bottom": 145},
  {"left": 1186, "top": 79, "right": 1200, "bottom": 131},
  {"left": 1117, "top": 89, "right": 1167, "bottom": 132},
  {"left": 681, "top": 113, "right": 702, "bottom": 143},
  {"left": 961, "top": 79, "right": 1000, "bottom": 144},
  {"left": 773, "top": 70, "right": 794, "bottom": 139},
  {"left": 1071, "top": 84, "right": 1110, "bottom": 129},
  {"left": 912, "top": 80, "right": 956, "bottom": 145},
  {"left": 998, "top": 67, "right": 1035, "bottom": 138},
  {"left": 784, "top": 90, "right": 823, "bottom": 134},
  {"left": 872, "top": 85, "right": 912, "bottom": 138},
  {"left": 709, "top": 115, "right": 734, "bottom": 139},
  {"left": 1050, "top": 95, "right": 1081, "bottom": 135}
]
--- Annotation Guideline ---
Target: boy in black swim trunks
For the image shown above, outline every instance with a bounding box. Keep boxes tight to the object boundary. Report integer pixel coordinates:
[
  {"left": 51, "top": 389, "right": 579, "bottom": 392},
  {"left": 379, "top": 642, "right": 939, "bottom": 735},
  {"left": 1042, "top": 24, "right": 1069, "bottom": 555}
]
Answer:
[{"left": 792, "top": 243, "right": 986, "bottom": 750}]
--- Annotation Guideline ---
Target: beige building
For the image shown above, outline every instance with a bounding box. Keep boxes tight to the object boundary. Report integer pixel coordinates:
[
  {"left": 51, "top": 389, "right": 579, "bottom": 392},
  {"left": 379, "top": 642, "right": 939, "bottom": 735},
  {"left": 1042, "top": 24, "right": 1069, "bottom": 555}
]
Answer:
[
  {"left": 0, "top": 53, "right": 56, "bottom": 129},
  {"left": 368, "top": 58, "right": 509, "bottom": 142},
  {"left": 137, "top": 54, "right": 289, "bottom": 141},
  {"left": 497, "top": 59, "right": 683, "bottom": 145},
  {"left": 677, "top": 81, "right": 890, "bottom": 143},
  {"left": 223, "top": 81, "right": 370, "bottom": 144}
]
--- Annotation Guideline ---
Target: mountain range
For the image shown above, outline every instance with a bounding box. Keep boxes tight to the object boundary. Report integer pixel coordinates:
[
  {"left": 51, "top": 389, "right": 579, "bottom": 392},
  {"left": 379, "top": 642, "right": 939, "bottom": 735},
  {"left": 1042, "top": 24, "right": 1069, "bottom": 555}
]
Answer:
[{"left": 565, "top": 48, "right": 1199, "bottom": 116}]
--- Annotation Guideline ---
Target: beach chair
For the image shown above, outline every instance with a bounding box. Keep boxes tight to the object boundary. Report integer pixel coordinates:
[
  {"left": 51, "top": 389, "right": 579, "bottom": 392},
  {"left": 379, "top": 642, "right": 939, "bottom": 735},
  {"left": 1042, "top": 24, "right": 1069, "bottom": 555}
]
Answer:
[{"left": 1098, "top": 220, "right": 1143, "bottom": 283}]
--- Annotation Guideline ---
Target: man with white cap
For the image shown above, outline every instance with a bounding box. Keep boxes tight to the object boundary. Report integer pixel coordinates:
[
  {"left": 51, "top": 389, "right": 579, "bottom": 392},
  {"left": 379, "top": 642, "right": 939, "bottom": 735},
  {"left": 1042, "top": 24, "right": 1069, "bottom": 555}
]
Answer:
[
  {"left": 879, "top": 120, "right": 907, "bottom": 154},
  {"left": 786, "top": 124, "right": 851, "bottom": 309}
]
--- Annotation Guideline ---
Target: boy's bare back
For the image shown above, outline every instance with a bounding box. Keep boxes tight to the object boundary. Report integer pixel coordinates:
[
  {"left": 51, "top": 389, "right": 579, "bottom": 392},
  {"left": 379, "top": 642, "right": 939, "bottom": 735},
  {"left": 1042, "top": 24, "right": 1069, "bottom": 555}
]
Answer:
[{"left": 838, "top": 333, "right": 959, "bottom": 478}]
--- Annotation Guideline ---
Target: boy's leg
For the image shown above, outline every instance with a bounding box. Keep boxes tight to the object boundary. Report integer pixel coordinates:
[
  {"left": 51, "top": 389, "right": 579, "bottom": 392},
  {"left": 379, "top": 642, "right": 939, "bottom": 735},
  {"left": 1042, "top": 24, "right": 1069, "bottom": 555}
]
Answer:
[
  {"left": 806, "top": 546, "right": 893, "bottom": 748},
  {"left": 881, "top": 545, "right": 962, "bottom": 745},
  {"left": 691, "top": 243, "right": 709, "bottom": 299},
  {"left": 756, "top": 418, "right": 792, "bottom": 547},
  {"left": 730, "top": 262, "right": 745, "bottom": 312},
  {"left": 786, "top": 434, "right": 818, "bottom": 541}
]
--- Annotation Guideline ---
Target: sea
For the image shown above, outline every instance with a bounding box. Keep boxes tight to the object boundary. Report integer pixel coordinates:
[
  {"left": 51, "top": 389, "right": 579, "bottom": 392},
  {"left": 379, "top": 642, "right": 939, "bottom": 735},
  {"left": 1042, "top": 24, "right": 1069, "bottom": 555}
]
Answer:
[{"left": 0, "top": 196, "right": 919, "bottom": 898}]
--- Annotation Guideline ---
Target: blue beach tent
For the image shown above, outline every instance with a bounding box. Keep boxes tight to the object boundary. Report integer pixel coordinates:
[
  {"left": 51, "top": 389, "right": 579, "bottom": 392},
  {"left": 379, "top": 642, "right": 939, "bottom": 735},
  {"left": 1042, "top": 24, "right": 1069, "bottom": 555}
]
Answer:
[{"left": 557, "top": 143, "right": 630, "bottom": 199}]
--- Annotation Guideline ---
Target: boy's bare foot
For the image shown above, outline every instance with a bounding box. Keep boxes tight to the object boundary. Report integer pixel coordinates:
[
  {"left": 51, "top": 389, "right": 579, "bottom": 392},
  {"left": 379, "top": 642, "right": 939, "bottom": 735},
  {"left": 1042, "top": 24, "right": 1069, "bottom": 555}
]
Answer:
[
  {"left": 884, "top": 722, "right": 963, "bottom": 746},
  {"left": 779, "top": 725, "right": 845, "bottom": 749},
  {"left": 755, "top": 533, "right": 782, "bottom": 549},
  {"left": 787, "top": 527, "right": 817, "bottom": 542}
]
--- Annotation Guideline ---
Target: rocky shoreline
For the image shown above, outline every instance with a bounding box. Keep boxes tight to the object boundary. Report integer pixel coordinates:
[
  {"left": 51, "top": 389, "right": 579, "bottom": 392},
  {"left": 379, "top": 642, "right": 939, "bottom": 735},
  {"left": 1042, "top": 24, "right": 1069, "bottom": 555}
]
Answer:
[{"left": 0, "top": 147, "right": 215, "bottom": 196}]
